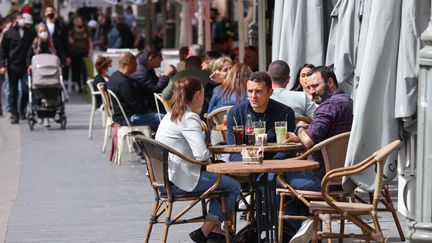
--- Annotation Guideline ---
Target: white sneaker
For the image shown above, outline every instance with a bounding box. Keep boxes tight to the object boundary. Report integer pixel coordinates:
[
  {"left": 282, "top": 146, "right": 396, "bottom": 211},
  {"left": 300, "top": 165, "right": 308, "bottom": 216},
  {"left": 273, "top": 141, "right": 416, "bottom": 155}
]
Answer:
[
  {"left": 238, "top": 195, "right": 251, "bottom": 210},
  {"left": 289, "top": 219, "right": 314, "bottom": 243}
]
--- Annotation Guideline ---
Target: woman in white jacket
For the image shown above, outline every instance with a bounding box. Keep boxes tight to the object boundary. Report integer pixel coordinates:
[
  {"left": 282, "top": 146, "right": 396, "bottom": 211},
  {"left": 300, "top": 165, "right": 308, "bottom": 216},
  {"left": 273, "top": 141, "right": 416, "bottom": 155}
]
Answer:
[{"left": 155, "top": 76, "right": 240, "bottom": 243}]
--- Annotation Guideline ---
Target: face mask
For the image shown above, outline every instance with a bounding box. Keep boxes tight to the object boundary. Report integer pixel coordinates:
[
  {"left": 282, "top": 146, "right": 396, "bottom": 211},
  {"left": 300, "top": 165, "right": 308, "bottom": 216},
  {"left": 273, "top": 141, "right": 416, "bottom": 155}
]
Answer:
[
  {"left": 17, "top": 19, "right": 25, "bottom": 27},
  {"left": 38, "top": 31, "right": 48, "bottom": 40},
  {"left": 47, "top": 13, "right": 55, "bottom": 19}
]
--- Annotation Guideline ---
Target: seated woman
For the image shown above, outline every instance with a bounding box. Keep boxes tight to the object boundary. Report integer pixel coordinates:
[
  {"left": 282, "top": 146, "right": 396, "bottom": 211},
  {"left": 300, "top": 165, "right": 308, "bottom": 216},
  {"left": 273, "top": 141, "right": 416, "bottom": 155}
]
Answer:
[
  {"left": 207, "top": 63, "right": 251, "bottom": 113},
  {"left": 155, "top": 77, "right": 240, "bottom": 243},
  {"left": 93, "top": 55, "right": 112, "bottom": 107},
  {"left": 290, "top": 64, "right": 315, "bottom": 96},
  {"left": 202, "top": 56, "right": 233, "bottom": 116}
]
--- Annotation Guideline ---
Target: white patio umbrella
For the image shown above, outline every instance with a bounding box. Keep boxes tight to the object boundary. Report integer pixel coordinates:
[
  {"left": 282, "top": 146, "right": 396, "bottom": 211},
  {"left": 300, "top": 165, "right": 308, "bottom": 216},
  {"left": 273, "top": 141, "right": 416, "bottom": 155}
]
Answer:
[
  {"left": 271, "top": 0, "right": 327, "bottom": 90},
  {"left": 325, "top": 0, "right": 362, "bottom": 96},
  {"left": 343, "top": 0, "right": 402, "bottom": 191}
]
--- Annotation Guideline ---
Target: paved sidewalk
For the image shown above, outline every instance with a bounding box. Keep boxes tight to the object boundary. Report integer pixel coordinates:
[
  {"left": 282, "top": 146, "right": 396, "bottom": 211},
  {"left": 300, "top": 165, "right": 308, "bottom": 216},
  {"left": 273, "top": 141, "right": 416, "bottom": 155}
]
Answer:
[{"left": 0, "top": 94, "right": 408, "bottom": 243}]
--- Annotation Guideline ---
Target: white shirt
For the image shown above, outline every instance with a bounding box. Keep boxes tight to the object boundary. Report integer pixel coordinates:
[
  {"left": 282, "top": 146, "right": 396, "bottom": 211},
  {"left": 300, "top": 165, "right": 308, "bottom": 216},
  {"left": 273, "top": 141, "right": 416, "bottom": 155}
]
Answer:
[
  {"left": 271, "top": 88, "right": 317, "bottom": 117},
  {"left": 155, "top": 110, "right": 209, "bottom": 192},
  {"left": 47, "top": 22, "right": 55, "bottom": 36}
]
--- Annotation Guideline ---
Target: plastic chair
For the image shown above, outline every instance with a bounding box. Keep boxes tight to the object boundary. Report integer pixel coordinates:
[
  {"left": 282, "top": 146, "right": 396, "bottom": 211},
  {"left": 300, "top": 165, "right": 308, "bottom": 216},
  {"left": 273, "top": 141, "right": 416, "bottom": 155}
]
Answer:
[
  {"left": 134, "top": 134, "right": 231, "bottom": 243},
  {"left": 276, "top": 132, "right": 351, "bottom": 242},
  {"left": 96, "top": 83, "right": 114, "bottom": 153},
  {"left": 87, "top": 79, "right": 105, "bottom": 139},
  {"left": 309, "top": 140, "right": 401, "bottom": 243},
  {"left": 153, "top": 93, "right": 171, "bottom": 122},
  {"left": 107, "top": 89, "right": 151, "bottom": 165}
]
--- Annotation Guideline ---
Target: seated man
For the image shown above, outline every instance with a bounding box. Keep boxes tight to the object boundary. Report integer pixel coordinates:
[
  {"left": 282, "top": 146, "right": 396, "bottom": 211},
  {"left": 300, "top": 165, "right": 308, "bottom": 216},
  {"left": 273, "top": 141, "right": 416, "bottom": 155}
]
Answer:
[
  {"left": 161, "top": 55, "right": 211, "bottom": 101},
  {"left": 284, "top": 65, "right": 353, "bottom": 238},
  {"left": 130, "top": 45, "right": 176, "bottom": 112},
  {"left": 268, "top": 60, "right": 316, "bottom": 118},
  {"left": 227, "top": 71, "right": 296, "bottom": 161},
  {"left": 106, "top": 52, "right": 160, "bottom": 131}
]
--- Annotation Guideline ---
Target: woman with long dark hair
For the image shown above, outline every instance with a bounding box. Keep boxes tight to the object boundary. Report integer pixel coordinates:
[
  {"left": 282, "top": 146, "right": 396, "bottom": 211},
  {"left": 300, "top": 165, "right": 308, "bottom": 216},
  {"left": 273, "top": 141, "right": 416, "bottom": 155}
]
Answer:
[
  {"left": 290, "top": 64, "right": 315, "bottom": 92},
  {"left": 155, "top": 76, "right": 240, "bottom": 243}
]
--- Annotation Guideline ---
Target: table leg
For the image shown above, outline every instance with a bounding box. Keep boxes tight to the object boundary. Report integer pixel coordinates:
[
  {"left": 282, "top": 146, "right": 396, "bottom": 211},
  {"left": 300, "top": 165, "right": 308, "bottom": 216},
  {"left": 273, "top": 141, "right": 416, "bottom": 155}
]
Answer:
[{"left": 254, "top": 173, "right": 278, "bottom": 243}]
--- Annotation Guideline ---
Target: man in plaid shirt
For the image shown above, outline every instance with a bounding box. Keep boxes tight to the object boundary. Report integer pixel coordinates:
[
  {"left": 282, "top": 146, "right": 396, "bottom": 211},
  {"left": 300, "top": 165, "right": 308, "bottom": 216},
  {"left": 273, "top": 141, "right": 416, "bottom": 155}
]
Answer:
[
  {"left": 283, "top": 66, "right": 353, "bottom": 241},
  {"left": 285, "top": 65, "right": 353, "bottom": 190}
]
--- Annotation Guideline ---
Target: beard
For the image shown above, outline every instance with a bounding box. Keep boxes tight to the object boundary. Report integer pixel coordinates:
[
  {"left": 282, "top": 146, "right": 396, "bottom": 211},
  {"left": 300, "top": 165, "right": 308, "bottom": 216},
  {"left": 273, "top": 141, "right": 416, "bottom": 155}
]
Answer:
[{"left": 312, "top": 85, "right": 332, "bottom": 104}]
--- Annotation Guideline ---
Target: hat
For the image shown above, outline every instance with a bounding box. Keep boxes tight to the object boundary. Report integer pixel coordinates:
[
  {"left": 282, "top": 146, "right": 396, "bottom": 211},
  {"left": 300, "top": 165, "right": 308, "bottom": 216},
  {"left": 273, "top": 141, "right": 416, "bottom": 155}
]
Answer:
[
  {"left": 22, "top": 13, "right": 33, "bottom": 25},
  {"left": 87, "top": 19, "right": 97, "bottom": 29}
]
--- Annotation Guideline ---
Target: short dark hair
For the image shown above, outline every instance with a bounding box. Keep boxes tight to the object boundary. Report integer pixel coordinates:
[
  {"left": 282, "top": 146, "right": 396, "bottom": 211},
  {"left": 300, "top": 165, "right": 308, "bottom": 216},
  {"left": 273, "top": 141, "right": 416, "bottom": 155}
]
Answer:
[
  {"left": 185, "top": 56, "right": 202, "bottom": 69},
  {"left": 307, "top": 65, "right": 338, "bottom": 88},
  {"left": 267, "top": 60, "right": 290, "bottom": 85},
  {"left": 248, "top": 71, "right": 272, "bottom": 89},
  {"left": 206, "top": 50, "right": 222, "bottom": 59},
  {"left": 138, "top": 45, "right": 162, "bottom": 65}
]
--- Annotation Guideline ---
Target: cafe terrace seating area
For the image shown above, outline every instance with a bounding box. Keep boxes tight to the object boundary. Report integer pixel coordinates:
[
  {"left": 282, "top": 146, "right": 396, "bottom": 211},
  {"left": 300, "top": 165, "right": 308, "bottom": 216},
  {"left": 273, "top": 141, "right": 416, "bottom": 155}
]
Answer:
[{"left": 84, "top": 71, "right": 406, "bottom": 242}]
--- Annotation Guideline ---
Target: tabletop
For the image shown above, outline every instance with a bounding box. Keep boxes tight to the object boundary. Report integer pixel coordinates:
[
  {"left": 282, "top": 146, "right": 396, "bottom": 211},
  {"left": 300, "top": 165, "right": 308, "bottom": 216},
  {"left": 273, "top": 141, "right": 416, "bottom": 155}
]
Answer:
[
  {"left": 206, "top": 159, "right": 319, "bottom": 174},
  {"left": 209, "top": 143, "right": 304, "bottom": 154}
]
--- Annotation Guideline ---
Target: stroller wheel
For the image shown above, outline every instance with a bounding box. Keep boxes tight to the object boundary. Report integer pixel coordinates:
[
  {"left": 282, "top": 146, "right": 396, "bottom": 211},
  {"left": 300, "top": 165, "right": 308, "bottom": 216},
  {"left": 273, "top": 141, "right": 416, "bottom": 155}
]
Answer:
[{"left": 60, "top": 116, "right": 67, "bottom": 129}]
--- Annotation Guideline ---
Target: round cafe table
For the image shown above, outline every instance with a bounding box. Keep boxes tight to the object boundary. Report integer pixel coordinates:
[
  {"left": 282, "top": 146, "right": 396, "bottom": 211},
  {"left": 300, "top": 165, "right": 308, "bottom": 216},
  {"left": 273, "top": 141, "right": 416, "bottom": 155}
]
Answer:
[{"left": 206, "top": 159, "right": 319, "bottom": 243}]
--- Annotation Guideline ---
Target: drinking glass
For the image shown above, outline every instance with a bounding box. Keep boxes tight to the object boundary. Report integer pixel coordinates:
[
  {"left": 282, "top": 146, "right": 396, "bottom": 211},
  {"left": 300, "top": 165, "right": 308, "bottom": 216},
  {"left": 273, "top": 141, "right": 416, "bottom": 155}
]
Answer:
[
  {"left": 275, "top": 121, "right": 288, "bottom": 144},
  {"left": 253, "top": 121, "right": 266, "bottom": 144},
  {"left": 233, "top": 125, "right": 244, "bottom": 145}
]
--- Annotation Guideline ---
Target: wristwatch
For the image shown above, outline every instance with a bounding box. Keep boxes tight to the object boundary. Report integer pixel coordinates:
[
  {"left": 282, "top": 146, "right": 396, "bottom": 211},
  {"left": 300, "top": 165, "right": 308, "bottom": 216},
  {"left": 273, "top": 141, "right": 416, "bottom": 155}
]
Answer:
[{"left": 294, "top": 126, "right": 307, "bottom": 136}]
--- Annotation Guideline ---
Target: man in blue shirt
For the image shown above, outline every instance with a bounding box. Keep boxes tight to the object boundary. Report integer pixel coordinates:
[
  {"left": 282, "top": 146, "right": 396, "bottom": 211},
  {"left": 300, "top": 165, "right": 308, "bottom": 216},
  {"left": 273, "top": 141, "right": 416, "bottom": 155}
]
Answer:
[{"left": 227, "top": 71, "right": 296, "bottom": 161}]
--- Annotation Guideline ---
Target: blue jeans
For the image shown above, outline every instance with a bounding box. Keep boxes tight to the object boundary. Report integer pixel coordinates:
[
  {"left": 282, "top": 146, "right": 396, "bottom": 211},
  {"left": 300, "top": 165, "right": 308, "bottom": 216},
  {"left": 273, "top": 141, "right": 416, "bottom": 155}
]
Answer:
[
  {"left": 119, "top": 113, "right": 163, "bottom": 131},
  {"left": 166, "top": 170, "right": 240, "bottom": 222}
]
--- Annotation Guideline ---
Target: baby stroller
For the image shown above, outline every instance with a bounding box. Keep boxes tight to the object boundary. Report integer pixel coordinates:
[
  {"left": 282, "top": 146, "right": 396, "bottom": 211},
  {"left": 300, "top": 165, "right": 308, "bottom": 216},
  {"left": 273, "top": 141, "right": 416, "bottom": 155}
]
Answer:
[{"left": 27, "top": 54, "right": 67, "bottom": 130}]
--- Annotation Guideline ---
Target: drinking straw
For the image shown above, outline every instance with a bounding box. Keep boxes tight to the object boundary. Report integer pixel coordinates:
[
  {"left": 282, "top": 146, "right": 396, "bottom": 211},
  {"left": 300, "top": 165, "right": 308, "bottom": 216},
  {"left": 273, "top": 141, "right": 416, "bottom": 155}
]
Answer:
[{"left": 233, "top": 116, "right": 238, "bottom": 126}]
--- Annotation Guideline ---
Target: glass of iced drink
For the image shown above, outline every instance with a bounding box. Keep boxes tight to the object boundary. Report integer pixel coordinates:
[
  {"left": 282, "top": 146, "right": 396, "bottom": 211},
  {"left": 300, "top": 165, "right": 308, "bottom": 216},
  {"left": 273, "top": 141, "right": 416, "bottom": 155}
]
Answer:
[
  {"left": 253, "top": 121, "right": 266, "bottom": 144},
  {"left": 275, "top": 121, "right": 288, "bottom": 144},
  {"left": 233, "top": 125, "right": 244, "bottom": 145}
]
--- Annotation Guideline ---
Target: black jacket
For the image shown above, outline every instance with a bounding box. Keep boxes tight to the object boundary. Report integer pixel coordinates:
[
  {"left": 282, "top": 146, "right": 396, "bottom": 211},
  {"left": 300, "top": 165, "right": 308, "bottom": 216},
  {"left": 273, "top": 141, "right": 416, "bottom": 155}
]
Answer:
[
  {"left": 0, "top": 26, "right": 36, "bottom": 73},
  {"left": 42, "top": 19, "right": 69, "bottom": 65},
  {"left": 106, "top": 70, "right": 148, "bottom": 123},
  {"left": 130, "top": 56, "right": 170, "bottom": 111}
]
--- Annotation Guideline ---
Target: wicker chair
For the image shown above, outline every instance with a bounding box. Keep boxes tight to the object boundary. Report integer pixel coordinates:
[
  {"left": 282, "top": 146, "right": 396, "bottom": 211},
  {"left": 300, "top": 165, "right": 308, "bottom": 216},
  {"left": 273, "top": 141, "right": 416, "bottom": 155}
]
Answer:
[
  {"left": 276, "top": 132, "right": 351, "bottom": 243},
  {"left": 134, "top": 134, "right": 231, "bottom": 243},
  {"left": 204, "top": 106, "right": 233, "bottom": 145},
  {"left": 309, "top": 140, "right": 401, "bottom": 243}
]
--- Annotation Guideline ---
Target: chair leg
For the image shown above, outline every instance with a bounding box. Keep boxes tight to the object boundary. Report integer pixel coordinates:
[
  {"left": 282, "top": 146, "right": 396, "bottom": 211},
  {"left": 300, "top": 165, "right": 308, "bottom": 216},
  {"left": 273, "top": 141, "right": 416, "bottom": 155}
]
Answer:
[
  {"left": 144, "top": 200, "right": 161, "bottom": 243},
  {"left": 338, "top": 218, "right": 345, "bottom": 243},
  {"left": 220, "top": 197, "right": 231, "bottom": 243},
  {"left": 277, "top": 194, "right": 285, "bottom": 243},
  {"left": 116, "top": 133, "right": 124, "bottom": 165},
  {"left": 88, "top": 97, "right": 96, "bottom": 139},
  {"left": 382, "top": 186, "right": 405, "bottom": 241},
  {"left": 162, "top": 203, "right": 173, "bottom": 243},
  {"left": 371, "top": 210, "right": 384, "bottom": 243},
  {"left": 311, "top": 212, "right": 320, "bottom": 243},
  {"left": 102, "top": 125, "right": 110, "bottom": 153},
  {"left": 126, "top": 134, "right": 133, "bottom": 153},
  {"left": 101, "top": 110, "right": 106, "bottom": 128}
]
